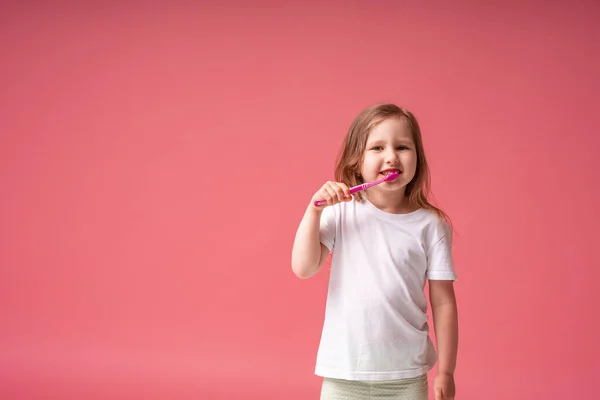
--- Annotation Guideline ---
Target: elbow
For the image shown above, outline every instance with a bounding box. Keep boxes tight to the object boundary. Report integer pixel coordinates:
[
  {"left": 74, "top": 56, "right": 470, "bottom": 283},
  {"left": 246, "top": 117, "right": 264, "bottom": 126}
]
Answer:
[{"left": 291, "top": 263, "right": 316, "bottom": 279}]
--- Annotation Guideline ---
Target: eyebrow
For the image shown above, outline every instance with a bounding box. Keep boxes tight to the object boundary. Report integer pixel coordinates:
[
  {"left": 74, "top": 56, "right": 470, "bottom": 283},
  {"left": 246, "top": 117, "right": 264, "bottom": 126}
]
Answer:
[{"left": 367, "top": 139, "right": 414, "bottom": 146}]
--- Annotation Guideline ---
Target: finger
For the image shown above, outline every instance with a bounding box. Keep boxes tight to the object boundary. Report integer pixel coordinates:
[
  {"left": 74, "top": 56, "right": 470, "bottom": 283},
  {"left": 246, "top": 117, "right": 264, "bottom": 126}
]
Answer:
[
  {"left": 317, "top": 184, "right": 333, "bottom": 206},
  {"left": 333, "top": 184, "right": 346, "bottom": 203},
  {"left": 324, "top": 181, "right": 337, "bottom": 205},
  {"left": 339, "top": 183, "right": 351, "bottom": 199},
  {"left": 324, "top": 186, "right": 338, "bottom": 205},
  {"left": 434, "top": 387, "right": 443, "bottom": 400},
  {"left": 326, "top": 182, "right": 345, "bottom": 204},
  {"left": 325, "top": 182, "right": 341, "bottom": 203}
]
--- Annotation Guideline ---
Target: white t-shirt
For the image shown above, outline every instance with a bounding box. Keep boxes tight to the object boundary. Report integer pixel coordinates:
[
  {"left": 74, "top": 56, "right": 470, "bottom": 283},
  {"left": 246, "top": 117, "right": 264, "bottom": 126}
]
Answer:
[{"left": 315, "top": 197, "right": 457, "bottom": 381}]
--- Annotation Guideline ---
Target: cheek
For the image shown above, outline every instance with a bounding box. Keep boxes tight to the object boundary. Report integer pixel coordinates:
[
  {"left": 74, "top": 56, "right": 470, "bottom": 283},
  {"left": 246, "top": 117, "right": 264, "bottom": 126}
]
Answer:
[
  {"left": 361, "top": 155, "right": 377, "bottom": 169},
  {"left": 403, "top": 154, "right": 418, "bottom": 172},
  {"left": 401, "top": 152, "right": 415, "bottom": 162}
]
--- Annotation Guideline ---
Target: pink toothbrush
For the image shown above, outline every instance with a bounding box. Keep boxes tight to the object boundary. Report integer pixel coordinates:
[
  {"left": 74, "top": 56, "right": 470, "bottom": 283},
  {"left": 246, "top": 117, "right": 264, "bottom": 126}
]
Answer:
[{"left": 313, "top": 171, "right": 399, "bottom": 207}]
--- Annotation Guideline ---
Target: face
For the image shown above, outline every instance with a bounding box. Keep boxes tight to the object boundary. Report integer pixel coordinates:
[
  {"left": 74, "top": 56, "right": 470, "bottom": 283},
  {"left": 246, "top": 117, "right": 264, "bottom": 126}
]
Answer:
[{"left": 359, "top": 117, "right": 417, "bottom": 193}]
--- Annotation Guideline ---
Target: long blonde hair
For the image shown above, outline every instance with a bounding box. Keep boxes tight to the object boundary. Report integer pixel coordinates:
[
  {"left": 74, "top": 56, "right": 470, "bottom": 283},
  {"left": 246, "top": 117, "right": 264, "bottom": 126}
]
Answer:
[{"left": 334, "top": 103, "right": 451, "bottom": 227}]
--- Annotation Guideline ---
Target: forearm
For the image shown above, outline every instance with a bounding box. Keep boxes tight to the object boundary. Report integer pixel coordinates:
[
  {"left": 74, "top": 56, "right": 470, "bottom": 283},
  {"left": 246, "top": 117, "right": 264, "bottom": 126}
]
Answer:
[
  {"left": 291, "top": 205, "right": 325, "bottom": 279},
  {"left": 432, "top": 301, "right": 458, "bottom": 375}
]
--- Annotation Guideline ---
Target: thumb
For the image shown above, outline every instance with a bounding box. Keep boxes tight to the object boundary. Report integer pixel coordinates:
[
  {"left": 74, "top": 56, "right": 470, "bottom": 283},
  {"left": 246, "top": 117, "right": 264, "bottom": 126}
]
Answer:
[{"left": 434, "top": 387, "right": 444, "bottom": 400}]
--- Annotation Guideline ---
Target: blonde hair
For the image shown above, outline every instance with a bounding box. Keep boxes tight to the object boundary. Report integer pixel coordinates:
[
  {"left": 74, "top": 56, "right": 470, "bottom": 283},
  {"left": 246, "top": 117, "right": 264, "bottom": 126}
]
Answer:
[{"left": 334, "top": 103, "right": 451, "bottom": 227}]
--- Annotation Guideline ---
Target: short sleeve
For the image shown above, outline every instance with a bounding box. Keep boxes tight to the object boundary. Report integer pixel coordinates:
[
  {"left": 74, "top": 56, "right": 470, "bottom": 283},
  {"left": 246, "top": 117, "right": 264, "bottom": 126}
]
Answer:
[
  {"left": 319, "top": 205, "right": 337, "bottom": 253},
  {"left": 426, "top": 220, "right": 458, "bottom": 281}
]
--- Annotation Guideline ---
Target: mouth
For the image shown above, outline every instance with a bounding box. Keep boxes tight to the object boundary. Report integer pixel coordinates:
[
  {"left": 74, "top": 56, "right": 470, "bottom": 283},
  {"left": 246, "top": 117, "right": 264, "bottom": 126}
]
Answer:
[{"left": 380, "top": 169, "right": 402, "bottom": 179}]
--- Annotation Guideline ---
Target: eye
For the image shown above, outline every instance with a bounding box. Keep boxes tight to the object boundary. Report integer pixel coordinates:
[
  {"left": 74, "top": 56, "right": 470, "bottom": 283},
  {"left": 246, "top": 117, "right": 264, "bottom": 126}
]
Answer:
[
  {"left": 372, "top": 146, "right": 384, "bottom": 151},
  {"left": 397, "top": 145, "right": 409, "bottom": 150}
]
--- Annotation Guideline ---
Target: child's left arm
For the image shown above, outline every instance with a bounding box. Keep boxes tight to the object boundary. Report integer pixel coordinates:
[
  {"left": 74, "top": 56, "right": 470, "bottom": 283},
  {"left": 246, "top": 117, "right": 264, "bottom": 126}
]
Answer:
[{"left": 429, "top": 280, "right": 458, "bottom": 400}]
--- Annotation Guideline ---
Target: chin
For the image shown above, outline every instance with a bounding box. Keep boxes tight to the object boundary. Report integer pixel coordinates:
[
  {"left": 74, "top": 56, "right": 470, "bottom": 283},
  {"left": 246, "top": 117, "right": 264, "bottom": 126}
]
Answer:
[{"left": 387, "top": 179, "right": 408, "bottom": 189}]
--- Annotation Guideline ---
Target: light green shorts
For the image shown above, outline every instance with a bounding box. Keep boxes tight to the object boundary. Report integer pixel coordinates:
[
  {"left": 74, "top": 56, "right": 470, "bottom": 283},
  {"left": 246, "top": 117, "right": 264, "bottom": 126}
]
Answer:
[{"left": 320, "top": 374, "right": 428, "bottom": 400}]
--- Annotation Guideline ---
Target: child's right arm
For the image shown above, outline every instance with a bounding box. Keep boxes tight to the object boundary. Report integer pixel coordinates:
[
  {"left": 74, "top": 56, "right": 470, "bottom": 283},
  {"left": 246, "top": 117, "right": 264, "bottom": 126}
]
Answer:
[{"left": 291, "top": 181, "right": 351, "bottom": 279}]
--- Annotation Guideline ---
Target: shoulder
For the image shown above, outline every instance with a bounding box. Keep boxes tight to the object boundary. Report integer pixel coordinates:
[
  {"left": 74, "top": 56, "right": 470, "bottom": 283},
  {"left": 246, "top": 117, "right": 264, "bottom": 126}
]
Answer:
[
  {"left": 418, "top": 208, "right": 451, "bottom": 231},
  {"left": 416, "top": 209, "right": 452, "bottom": 249}
]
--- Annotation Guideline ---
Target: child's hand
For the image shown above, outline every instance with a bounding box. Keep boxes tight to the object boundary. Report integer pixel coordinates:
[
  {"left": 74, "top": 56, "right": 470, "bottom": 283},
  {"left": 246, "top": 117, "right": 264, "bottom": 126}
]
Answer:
[
  {"left": 433, "top": 372, "right": 455, "bottom": 400},
  {"left": 310, "top": 181, "right": 353, "bottom": 209}
]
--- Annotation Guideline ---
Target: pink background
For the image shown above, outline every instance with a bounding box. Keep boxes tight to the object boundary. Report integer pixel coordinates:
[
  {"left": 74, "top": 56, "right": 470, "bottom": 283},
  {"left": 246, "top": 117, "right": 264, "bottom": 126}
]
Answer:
[{"left": 1, "top": 2, "right": 599, "bottom": 399}]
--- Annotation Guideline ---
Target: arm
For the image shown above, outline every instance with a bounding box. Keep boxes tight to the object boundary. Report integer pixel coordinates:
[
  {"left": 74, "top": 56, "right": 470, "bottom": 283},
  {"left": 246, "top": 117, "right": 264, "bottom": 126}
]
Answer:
[
  {"left": 291, "top": 205, "right": 330, "bottom": 279},
  {"left": 429, "top": 279, "right": 458, "bottom": 399},
  {"left": 291, "top": 181, "right": 350, "bottom": 279}
]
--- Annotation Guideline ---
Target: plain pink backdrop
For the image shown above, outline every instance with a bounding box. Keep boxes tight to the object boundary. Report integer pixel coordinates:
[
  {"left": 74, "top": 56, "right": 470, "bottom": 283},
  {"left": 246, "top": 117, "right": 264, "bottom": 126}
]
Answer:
[{"left": 1, "top": 1, "right": 599, "bottom": 399}]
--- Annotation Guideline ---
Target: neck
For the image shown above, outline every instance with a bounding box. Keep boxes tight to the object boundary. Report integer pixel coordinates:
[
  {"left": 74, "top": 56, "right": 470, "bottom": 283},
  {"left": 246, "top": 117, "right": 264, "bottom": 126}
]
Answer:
[{"left": 365, "top": 188, "right": 416, "bottom": 214}]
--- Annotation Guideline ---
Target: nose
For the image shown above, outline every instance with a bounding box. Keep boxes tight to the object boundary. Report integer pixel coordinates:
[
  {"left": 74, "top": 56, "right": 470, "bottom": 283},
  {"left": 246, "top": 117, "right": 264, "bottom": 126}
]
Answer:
[{"left": 384, "top": 148, "right": 399, "bottom": 165}]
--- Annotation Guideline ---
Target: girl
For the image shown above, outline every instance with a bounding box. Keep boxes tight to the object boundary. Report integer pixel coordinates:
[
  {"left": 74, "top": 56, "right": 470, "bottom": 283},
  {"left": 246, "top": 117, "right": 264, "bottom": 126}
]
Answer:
[{"left": 291, "top": 104, "right": 458, "bottom": 400}]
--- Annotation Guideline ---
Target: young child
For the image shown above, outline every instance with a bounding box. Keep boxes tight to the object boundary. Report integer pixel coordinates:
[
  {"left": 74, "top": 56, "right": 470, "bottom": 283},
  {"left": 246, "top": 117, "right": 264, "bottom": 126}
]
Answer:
[{"left": 291, "top": 104, "right": 458, "bottom": 400}]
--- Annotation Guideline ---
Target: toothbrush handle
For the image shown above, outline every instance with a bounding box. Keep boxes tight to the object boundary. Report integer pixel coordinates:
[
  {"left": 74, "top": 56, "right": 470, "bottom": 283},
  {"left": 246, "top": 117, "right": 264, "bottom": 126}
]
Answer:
[{"left": 313, "top": 182, "right": 373, "bottom": 207}]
